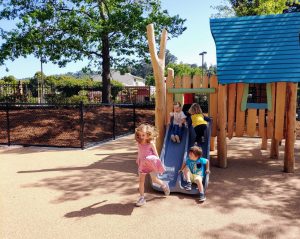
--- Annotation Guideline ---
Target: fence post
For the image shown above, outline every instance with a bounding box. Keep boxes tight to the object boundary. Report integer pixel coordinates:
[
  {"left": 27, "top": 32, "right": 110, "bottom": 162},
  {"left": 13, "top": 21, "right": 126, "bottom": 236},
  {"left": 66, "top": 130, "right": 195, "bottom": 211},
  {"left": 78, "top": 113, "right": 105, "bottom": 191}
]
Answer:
[
  {"left": 112, "top": 103, "right": 116, "bottom": 140},
  {"left": 79, "top": 101, "right": 84, "bottom": 149},
  {"left": 133, "top": 103, "right": 136, "bottom": 131},
  {"left": 6, "top": 103, "right": 11, "bottom": 146}
]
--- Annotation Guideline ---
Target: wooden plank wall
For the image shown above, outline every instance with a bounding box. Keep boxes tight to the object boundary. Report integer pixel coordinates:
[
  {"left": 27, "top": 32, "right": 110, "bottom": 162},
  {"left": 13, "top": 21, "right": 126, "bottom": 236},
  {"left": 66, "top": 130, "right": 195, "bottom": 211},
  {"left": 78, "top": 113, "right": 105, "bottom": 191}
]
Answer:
[{"left": 165, "top": 73, "right": 288, "bottom": 141}]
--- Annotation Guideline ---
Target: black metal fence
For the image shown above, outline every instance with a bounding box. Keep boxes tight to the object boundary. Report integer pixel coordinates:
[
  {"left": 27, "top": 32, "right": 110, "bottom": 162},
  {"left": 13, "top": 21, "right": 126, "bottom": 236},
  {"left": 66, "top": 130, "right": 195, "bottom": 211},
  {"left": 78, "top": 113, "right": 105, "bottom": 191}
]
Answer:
[{"left": 0, "top": 102, "right": 154, "bottom": 149}]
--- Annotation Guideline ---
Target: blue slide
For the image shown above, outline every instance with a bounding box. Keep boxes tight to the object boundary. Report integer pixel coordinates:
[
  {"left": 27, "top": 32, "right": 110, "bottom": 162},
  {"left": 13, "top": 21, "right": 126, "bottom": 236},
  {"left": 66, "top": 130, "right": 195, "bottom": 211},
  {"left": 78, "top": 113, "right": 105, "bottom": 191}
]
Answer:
[{"left": 152, "top": 117, "right": 212, "bottom": 194}]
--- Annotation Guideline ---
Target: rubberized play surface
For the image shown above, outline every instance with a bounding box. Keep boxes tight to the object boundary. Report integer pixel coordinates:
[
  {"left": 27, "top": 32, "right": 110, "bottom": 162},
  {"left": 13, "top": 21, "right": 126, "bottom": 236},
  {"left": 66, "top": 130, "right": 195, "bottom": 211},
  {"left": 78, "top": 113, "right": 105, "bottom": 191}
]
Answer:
[{"left": 1, "top": 135, "right": 300, "bottom": 239}]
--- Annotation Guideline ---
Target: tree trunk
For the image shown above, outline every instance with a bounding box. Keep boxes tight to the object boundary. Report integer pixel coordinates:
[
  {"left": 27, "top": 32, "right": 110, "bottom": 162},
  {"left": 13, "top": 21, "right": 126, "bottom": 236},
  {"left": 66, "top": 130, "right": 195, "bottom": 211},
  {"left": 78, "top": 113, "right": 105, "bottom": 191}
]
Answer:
[{"left": 101, "top": 35, "right": 111, "bottom": 103}]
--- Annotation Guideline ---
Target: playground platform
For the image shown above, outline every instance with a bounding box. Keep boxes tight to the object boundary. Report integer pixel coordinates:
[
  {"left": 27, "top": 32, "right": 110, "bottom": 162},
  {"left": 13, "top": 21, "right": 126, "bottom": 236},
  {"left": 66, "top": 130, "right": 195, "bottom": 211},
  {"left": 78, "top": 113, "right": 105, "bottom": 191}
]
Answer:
[{"left": 1, "top": 135, "right": 300, "bottom": 239}]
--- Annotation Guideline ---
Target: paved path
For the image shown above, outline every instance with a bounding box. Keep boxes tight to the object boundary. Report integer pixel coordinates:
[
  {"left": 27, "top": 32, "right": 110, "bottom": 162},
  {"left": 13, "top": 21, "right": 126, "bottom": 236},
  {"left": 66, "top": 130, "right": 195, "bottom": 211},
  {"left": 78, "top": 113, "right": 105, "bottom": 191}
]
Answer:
[{"left": 1, "top": 136, "right": 299, "bottom": 239}]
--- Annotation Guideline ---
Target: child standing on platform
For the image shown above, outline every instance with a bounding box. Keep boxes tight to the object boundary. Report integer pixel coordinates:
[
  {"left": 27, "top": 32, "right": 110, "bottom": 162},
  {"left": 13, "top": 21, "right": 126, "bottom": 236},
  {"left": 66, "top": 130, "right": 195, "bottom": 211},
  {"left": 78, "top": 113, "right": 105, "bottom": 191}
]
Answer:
[
  {"left": 135, "top": 124, "right": 170, "bottom": 207},
  {"left": 169, "top": 102, "right": 187, "bottom": 143},
  {"left": 188, "top": 103, "right": 207, "bottom": 145}
]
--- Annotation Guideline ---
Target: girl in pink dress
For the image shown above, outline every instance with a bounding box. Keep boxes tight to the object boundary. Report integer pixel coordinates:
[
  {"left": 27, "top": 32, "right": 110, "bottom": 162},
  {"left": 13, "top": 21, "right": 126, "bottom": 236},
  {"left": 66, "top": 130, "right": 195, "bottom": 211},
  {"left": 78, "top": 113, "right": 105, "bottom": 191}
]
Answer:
[{"left": 135, "top": 124, "right": 170, "bottom": 207}]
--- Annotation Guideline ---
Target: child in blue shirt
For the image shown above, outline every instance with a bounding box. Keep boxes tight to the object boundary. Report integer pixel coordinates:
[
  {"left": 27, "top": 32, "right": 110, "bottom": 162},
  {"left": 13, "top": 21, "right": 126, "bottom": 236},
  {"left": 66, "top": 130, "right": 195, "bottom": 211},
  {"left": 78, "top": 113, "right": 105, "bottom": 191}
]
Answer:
[{"left": 179, "top": 146, "right": 210, "bottom": 201}]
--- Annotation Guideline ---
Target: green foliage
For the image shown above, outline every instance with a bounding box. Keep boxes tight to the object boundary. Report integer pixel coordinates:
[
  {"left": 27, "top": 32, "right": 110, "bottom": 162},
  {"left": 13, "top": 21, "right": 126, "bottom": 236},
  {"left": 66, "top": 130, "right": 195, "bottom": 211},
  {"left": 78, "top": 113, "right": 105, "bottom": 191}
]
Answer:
[
  {"left": 1, "top": 75, "right": 17, "bottom": 83},
  {"left": 0, "top": 0, "right": 186, "bottom": 102},
  {"left": 67, "top": 95, "right": 89, "bottom": 104},
  {"left": 145, "top": 75, "right": 155, "bottom": 86},
  {"left": 111, "top": 79, "right": 124, "bottom": 100},
  {"left": 167, "top": 63, "right": 203, "bottom": 77},
  {"left": 212, "top": 0, "right": 291, "bottom": 17}
]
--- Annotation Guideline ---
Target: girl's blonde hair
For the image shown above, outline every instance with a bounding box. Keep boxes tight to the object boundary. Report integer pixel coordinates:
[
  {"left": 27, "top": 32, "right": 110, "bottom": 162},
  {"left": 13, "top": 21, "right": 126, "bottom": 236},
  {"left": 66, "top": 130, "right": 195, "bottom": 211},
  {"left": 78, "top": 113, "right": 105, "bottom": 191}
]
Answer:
[
  {"left": 135, "top": 123, "right": 158, "bottom": 143},
  {"left": 188, "top": 103, "right": 203, "bottom": 115}
]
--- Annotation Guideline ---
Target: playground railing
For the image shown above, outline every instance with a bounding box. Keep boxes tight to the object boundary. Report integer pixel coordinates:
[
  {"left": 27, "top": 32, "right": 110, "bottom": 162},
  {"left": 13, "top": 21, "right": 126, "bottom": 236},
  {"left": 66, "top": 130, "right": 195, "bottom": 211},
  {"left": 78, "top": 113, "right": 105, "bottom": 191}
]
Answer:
[{"left": 0, "top": 102, "right": 155, "bottom": 149}]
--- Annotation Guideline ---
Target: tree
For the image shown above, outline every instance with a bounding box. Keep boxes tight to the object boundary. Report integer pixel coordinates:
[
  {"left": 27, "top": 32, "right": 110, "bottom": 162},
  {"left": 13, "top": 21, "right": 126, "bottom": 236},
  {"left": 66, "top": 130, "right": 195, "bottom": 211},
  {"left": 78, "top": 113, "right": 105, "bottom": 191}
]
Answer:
[
  {"left": 212, "top": 0, "right": 289, "bottom": 17},
  {"left": 1, "top": 75, "right": 17, "bottom": 83},
  {"left": 165, "top": 49, "right": 177, "bottom": 66},
  {"left": 0, "top": 0, "right": 186, "bottom": 103}
]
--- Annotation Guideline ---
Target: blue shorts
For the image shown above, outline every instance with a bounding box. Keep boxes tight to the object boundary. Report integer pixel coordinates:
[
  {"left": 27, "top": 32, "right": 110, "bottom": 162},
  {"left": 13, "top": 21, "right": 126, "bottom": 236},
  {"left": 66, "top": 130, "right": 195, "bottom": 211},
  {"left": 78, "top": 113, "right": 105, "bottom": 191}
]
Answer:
[{"left": 171, "top": 124, "right": 184, "bottom": 138}]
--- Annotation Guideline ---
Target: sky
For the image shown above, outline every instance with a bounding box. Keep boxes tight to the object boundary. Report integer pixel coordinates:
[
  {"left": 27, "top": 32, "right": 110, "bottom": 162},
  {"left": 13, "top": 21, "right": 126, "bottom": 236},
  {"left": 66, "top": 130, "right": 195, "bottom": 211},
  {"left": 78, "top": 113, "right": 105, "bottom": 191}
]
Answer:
[{"left": 0, "top": 0, "right": 224, "bottom": 79}]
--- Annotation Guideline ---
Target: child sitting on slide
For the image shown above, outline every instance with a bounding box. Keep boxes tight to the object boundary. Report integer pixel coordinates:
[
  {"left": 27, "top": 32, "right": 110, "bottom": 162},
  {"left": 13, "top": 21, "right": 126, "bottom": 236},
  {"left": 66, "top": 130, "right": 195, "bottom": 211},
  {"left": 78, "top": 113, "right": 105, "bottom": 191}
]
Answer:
[
  {"left": 169, "top": 102, "right": 187, "bottom": 143},
  {"left": 179, "top": 146, "right": 210, "bottom": 202}
]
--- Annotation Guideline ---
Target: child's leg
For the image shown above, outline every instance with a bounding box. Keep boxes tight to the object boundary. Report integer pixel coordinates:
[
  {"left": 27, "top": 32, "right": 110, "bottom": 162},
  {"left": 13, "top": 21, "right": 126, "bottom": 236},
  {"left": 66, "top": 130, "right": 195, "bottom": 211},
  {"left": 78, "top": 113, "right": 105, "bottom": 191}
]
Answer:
[
  {"left": 138, "top": 173, "right": 146, "bottom": 197},
  {"left": 194, "top": 124, "right": 207, "bottom": 144},
  {"left": 183, "top": 167, "right": 191, "bottom": 182},
  {"left": 194, "top": 175, "right": 204, "bottom": 193},
  {"left": 150, "top": 173, "right": 170, "bottom": 195}
]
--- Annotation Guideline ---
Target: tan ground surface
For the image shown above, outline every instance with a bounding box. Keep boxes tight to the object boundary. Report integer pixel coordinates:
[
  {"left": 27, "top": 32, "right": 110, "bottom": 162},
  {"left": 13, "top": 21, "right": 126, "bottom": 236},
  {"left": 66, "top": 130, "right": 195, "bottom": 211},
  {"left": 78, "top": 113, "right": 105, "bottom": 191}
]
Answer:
[{"left": 1, "top": 136, "right": 299, "bottom": 239}]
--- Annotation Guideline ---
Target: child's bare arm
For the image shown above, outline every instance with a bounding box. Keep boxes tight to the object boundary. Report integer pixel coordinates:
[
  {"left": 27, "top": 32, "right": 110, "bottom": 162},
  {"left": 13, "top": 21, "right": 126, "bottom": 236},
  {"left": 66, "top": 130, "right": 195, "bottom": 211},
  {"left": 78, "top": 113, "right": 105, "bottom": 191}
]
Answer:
[
  {"left": 150, "top": 142, "right": 159, "bottom": 157},
  {"left": 179, "top": 162, "right": 186, "bottom": 172},
  {"left": 205, "top": 160, "right": 210, "bottom": 174}
]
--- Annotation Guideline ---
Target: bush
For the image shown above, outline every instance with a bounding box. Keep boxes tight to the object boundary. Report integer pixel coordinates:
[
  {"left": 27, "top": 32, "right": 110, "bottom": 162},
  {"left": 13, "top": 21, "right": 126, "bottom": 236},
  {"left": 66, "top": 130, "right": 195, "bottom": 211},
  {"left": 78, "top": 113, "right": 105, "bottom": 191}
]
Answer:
[{"left": 67, "top": 95, "right": 89, "bottom": 104}]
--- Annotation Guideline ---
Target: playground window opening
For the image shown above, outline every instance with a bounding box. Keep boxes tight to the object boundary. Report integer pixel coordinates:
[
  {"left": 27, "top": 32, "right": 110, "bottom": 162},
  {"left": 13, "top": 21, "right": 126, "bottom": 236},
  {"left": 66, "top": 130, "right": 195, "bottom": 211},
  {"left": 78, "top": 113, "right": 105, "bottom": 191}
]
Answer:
[
  {"left": 242, "top": 83, "right": 272, "bottom": 111},
  {"left": 248, "top": 83, "right": 267, "bottom": 104}
]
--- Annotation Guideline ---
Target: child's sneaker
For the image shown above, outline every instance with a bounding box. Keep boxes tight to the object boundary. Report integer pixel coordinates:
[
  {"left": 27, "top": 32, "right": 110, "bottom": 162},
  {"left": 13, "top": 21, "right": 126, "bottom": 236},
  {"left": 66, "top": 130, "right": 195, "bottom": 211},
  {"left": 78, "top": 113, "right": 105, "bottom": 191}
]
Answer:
[
  {"left": 184, "top": 182, "right": 192, "bottom": 191},
  {"left": 175, "top": 135, "right": 180, "bottom": 143},
  {"left": 170, "top": 135, "right": 176, "bottom": 142},
  {"left": 162, "top": 183, "right": 170, "bottom": 196},
  {"left": 199, "top": 193, "right": 206, "bottom": 202},
  {"left": 136, "top": 196, "right": 146, "bottom": 207}
]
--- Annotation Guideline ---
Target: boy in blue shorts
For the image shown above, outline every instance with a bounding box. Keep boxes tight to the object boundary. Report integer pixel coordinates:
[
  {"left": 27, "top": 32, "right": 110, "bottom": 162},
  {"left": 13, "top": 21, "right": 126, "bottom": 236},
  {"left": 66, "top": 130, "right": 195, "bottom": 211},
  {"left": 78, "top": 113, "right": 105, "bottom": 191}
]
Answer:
[{"left": 179, "top": 146, "right": 210, "bottom": 201}]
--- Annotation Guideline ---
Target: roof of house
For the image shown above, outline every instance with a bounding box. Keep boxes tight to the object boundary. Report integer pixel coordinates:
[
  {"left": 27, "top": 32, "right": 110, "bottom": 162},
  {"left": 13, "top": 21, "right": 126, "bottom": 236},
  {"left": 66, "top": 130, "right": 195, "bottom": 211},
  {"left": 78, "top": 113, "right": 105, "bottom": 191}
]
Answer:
[
  {"left": 210, "top": 12, "right": 300, "bottom": 84},
  {"left": 92, "top": 70, "right": 145, "bottom": 86}
]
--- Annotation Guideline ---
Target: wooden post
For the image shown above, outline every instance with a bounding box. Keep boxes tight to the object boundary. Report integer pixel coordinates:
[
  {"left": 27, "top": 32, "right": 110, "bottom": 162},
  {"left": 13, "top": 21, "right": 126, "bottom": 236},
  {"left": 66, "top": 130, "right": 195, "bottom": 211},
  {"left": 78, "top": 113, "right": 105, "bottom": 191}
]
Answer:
[
  {"left": 166, "top": 69, "right": 174, "bottom": 125},
  {"left": 217, "top": 84, "right": 227, "bottom": 168},
  {"left": 259, "top": 109, "right": 267, "bottom": 149},
  {"left": 235, "top": 83, "right": 245, "bottom": 137},
  {"left": 261, "top": 128, "right": 268, "bottom": 150},
  {"left": 202, "top": 75, "right": 208, "bottom": 88},
  {"left": 267, "top": 83, "right": 276, "bottom": 139},
  {"left": 274, "top": 82, "right": 287, "bottom": 141},
  {"left": 284, "top": 83, "right": 297, "bottom": 173},
  {"left": 209, "top": 75, "right": 218, "bottom": 137},
  {"left": 227, "top": 83, "right": 236, "bottom": 139},
  {"left": 210, "top": 137, "right": 215, "bottom": 151},
  {"left": 147, "top": 24, "right": 167, "bottom": 154},
  {"left": 270, "top": 138, "right": 279, "bottom": 159},
  {"left": 174, "top": 75, "right": 183, "bottom": 105},
  {"left": 193, "top": 75, "right": 201, "bottom": 88},
  {"left": 247, "top": 109, "right": 257, "bottom": 137}
]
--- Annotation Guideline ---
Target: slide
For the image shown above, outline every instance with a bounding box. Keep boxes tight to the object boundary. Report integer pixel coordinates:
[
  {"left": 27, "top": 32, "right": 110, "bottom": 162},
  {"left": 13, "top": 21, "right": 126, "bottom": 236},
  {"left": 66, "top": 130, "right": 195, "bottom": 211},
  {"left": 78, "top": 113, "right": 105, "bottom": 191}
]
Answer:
[{"left": 152, "top": 117, "right": 212, "bottom": 194}]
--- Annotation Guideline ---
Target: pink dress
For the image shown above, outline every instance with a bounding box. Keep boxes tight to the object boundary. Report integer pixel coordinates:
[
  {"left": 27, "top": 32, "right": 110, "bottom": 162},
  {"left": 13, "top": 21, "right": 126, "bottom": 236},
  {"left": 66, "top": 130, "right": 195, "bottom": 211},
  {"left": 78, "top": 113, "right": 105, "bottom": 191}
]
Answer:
[{"left": 137, "top": 143, "right": 165, "bottom": 174}]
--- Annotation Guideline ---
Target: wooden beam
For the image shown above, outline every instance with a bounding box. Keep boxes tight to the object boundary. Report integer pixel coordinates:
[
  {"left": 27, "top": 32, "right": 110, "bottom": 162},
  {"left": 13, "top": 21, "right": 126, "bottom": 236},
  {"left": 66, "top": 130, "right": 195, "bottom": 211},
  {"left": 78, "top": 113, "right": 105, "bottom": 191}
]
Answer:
[
  {"left": 166, "top": 69, "right": 174, "bottom": 125},
  {"left": 261, "top": 127, "right": 268, "bottom": 150},
  {"left": 174, "top": 75, "right": 183, "bottom": 104},
  {"left": 167, "top": 88, "right": 216, "bottom": 94},
  {"left": 284, "top": 83, "right": 297, "bottom": 173},
  {"left": 210, "top": 137, "right": 215, "bottom": 151},
  {"left": 267, "top": 83, "right": 276, "bottom": 139},
  {"left": 202, "top": 75, "right": 208, "bottom": 88},
  {"left": 247, "top": 109, "right": 257, "bottom": 137},
  {"left": 235, "top": 83, "right": 245, "bottom": 137},
  {"left": 193, "top": 75, "right": 201, "bottom": 88},
  {"left": 227, "top": 83, "right": 236, "bottom": 139},
  {"left": 274, "top": 82, "right": 287, "bottom": 141},
  {"left": 258, "top": 109, "right": 265, "bottom": 137},
  {"left": 146, "top": 24, "right": 167, "bottom": 154},
  {"left": 209, "top": 75, "right": 218, "bottom": 137},
  {"left": 270, "top": 138, "right": 279, "bottom": 159},
  {"left": 217, "top": 84, "right": 227, "bottom": 168}
]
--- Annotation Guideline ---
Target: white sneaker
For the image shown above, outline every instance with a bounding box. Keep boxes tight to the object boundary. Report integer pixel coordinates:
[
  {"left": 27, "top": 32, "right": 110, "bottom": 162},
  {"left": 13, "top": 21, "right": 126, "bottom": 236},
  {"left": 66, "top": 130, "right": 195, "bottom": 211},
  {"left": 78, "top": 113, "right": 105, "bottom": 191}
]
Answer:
[
  {"left": 162, "top": 184, "right": 170, "bottom": 196},
  {"left": 175, "top": 135, "right": 180, "bottom": 143},
  {"left": 136, "top": 196, "right": 146, "bottom": 207},
  {"left": 170, "top": 135, "right": 176, "bottom": 142}
]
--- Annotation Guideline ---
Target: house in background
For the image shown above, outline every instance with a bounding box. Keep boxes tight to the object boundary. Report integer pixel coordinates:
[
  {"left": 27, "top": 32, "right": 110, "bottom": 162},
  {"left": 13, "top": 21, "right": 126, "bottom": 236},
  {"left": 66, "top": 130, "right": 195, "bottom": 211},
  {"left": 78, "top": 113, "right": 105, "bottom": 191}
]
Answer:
[{"left": 93, "top": 70, "right": 151, "bottom": 103}]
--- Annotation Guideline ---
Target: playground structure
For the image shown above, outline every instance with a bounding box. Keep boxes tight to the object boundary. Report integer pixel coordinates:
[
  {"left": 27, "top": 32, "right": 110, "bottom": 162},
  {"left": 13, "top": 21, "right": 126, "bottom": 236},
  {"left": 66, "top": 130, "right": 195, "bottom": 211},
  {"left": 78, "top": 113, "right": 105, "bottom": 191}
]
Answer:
[{"left": 146, "top": 12, "right": 300, "bottom": 173}]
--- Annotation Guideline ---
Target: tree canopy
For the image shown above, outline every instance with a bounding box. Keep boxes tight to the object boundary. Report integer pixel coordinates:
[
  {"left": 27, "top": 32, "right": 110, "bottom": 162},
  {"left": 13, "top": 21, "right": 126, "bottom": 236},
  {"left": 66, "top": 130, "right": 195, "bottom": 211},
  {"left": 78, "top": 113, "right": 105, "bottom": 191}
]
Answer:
[
  {"left": 212, "top": 0, "right": 300, "bottom": 17},
  {"left": 0, "top": 0, "right": 186, "bottom": 102}
]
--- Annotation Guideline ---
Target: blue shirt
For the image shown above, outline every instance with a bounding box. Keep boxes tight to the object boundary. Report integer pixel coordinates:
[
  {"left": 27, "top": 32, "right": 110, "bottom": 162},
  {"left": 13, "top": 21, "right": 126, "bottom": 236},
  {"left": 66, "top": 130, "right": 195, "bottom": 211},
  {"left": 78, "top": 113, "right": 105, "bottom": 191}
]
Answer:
[{"left": 186, "top": 157, "right": 208, "bottom": 177}]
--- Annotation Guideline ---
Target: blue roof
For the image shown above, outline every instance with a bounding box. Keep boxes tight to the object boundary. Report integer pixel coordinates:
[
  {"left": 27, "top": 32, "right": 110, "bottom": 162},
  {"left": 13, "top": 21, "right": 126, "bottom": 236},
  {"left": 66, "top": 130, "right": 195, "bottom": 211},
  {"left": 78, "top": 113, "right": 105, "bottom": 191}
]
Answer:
[{"left": 210, "top": 13, "right": 300, "bottom": 84}]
